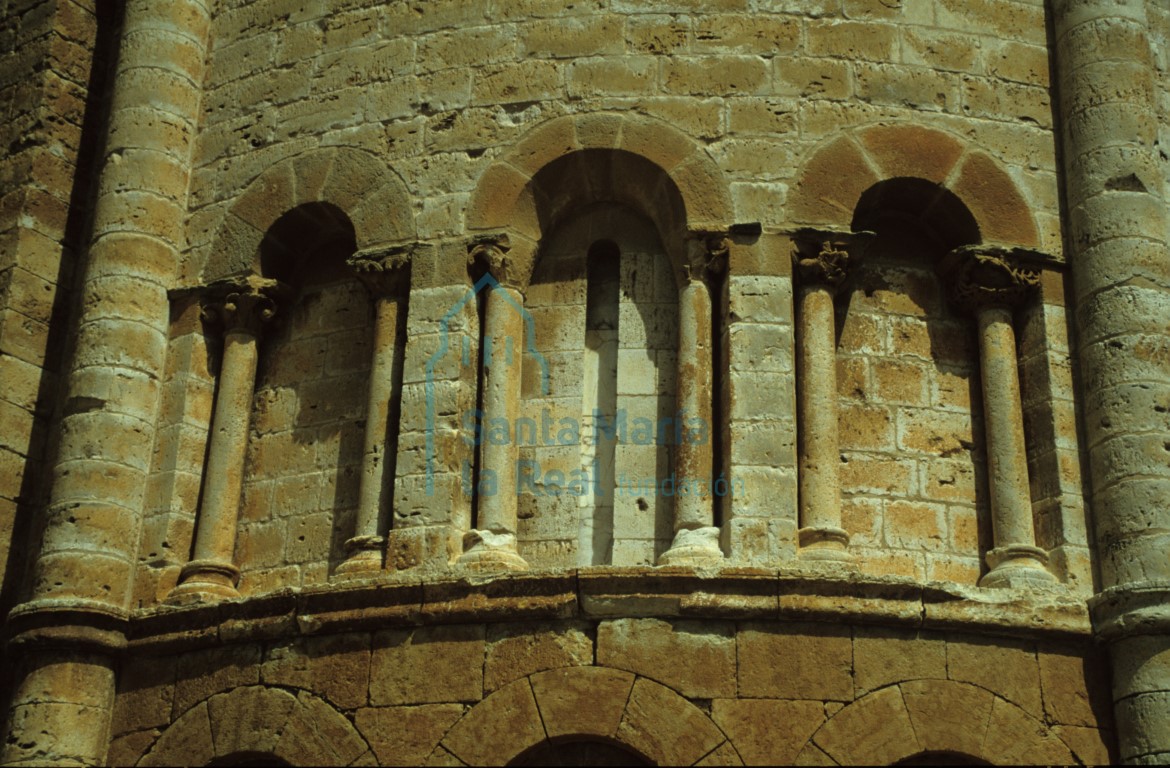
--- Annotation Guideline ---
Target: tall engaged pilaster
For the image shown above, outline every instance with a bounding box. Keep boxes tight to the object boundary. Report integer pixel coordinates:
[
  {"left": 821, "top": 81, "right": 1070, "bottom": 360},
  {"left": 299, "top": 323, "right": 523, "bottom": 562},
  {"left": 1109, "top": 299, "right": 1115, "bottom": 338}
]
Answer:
[
  {"left": 941, "top": 246, "right": 1055, "bottom": 589},
  {"left": 2, "top": 1, "right": 212, "bottom": 764},
  {"left": 660, "top": 233, "right": 727, "bottom": 566},
  {"left": 169, "top": 277, "right": 289, "bottom": 603},
  {"left": 793, "top": 231, "right": 871, "bottom": 562},
  {"left": 335, "top": 246, "right": 411, "bottom": 577},
  {"left": 1054, "top": 0, "right": 1170, "bottom": 760},
  {"left": 458, "top": 235, "right": 529, "bottom": 572}
]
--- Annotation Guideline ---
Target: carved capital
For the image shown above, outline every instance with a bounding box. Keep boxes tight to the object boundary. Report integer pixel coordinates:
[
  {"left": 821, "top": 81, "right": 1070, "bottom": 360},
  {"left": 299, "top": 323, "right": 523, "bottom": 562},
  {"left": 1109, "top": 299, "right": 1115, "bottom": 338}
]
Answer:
[
  {"left": 468, "top": 232, "right": 518, "bottom": 287},
  {"left": 201, "top": 275, "right": 291, "bottom": 338},
  {"left": 792, "top": 229, "right": 876, "bottom": 291},
  {"left": 347, "top": 243, "right": 413, "bottom": 296},
  {"left": 684, "top": 229, "right": 731, "bottom": 282},
  {"left": 941, "top": 245, "right": 1041, "bottom": 313}
]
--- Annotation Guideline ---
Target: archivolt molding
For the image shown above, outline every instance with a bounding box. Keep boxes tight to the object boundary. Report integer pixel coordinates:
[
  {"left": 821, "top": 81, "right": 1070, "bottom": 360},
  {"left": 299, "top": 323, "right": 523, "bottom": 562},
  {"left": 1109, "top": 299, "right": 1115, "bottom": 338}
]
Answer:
[
  {"left": 204, "top": 147, "right": 415, "bottom": 281},
  {"left": 794, "top": 679, "right": 1076, "bottom": 766},
  {"left": 137, "top": 684, "right": 373, "bottom": 766},
  {"left": 432, "top": 666, "right": 740, "bottom": 766},
  {"left": 787, "top": 123, "right": 1040, "bottom": 248},
  {"left": 466, "top": 112, "right": 734, "bottom": 290}
]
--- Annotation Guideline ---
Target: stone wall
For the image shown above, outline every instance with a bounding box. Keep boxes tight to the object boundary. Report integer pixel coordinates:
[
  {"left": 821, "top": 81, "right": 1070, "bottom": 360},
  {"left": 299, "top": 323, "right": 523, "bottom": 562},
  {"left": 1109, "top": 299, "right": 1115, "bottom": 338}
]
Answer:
[
  {"left": 146, "top": 0, "right": 1081, "bottom": 595},
  {"left": 108, "top": 606, "right": 1113, "bottom": 766},
  {"left": 0, "top": 0, "right": 105, "bottom": 613}
]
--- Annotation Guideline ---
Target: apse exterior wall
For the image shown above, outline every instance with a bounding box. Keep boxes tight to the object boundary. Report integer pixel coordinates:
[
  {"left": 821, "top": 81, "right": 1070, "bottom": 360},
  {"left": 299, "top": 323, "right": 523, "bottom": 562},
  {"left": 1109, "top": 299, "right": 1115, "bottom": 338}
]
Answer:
[
  {"left": 0, "top": 0, "right": 1141, "bottom": 764},
  {"left": 141, "top": 0, "right": 1081, "bottom": 597}
]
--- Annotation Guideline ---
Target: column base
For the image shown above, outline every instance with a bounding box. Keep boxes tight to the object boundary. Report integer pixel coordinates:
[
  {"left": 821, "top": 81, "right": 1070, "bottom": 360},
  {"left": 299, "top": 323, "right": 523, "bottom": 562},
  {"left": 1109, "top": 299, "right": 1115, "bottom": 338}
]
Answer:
[
  {"left": 798, "top": 526, "right": 852, "bottom": 562},
  {"left": 387, "top": 525, "right": 464, "bottom": 574},
  {"left": 167, "top": 560, "right": 240, "bottom": 604},
  {"left": 979, "top": 545, "right": 1057, "bottom": 589},
  {"left": 659, "top": 527, "right": 724, "bottom": 566},
  {"left": 333, "top": 535, "right": 385, "bottom": 580},
  {"left": 456, "top": 530, "right": 529, "bottom": 573}
]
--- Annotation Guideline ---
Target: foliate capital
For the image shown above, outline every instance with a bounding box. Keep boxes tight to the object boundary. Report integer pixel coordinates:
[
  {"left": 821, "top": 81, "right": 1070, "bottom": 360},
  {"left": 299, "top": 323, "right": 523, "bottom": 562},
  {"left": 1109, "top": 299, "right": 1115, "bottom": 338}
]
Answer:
[
  {"left": 347, "top": 243, "right": 413, "bottom": 295},
  {"left": 467, "top": 232, "right": 517, "bottom": 287},
  {"left": 201, "top": 275, "right": 291, "bottom": 337},
  {"left": 941, "top": 245, "right": 1041, "bottom": 313},
  {"left": 684, "top": 229, "right": 731, "bottom": 283},
  {"left": 792, "top": 229, "right": 876, "bottom": 291}
]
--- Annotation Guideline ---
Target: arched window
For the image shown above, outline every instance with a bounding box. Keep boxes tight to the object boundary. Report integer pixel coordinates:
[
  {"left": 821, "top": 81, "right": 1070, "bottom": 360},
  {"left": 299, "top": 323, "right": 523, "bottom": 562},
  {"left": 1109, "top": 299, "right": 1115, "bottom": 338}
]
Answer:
[
  {"left": 519, "top": 204, "right": 678, "bottom": 567},
  {"left": 236, "top": 201, "right": 372, "bottom": 591}
]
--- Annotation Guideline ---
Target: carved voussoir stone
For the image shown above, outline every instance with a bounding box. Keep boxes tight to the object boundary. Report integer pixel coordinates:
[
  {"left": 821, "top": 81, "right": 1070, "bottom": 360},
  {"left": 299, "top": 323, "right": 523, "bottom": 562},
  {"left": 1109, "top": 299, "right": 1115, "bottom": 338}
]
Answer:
[{"left": 941, "top": 245, "right": 1043, "bottom": 312}]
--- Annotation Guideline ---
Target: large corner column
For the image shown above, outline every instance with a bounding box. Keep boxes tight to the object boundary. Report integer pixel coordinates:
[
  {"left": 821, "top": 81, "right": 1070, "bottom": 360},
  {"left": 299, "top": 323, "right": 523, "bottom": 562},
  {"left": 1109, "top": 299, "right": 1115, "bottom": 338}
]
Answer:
[
  {"left": 458, "top": 236, "right": 529, "bottom": 572},
  {"left": 335, "top": 246, "right": 411, "bottom": 577},
  {"left": 941, "top": 247, "right": 1056, "bottom": 589},
  {"left": 1053, "top": 0, "right": 1170, "bottom": 761},
  {"left": 660, "top": 234, "right": 727, "bottom": 566},
  {"left": 1, "top": 1, "right": 211, "bottom": 764},
  {"left": 168, "top": 277, "right": 288, "bottom": 603}
]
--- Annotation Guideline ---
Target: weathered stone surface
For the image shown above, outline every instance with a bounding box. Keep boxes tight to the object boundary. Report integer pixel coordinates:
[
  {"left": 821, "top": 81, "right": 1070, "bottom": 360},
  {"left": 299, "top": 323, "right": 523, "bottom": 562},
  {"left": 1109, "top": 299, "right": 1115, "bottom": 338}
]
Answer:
[
  {"left": 598, "top": 618, "right": 736, "bottom": 698},
  {"left": 617, "top": 678, "right": 726, "bottom": 767},
  {"left": 738, "top": 622, "right": 853, "bottom": 700},
  {"left": 371, "top": 625, "right": 486, "bottom": 706},
  {"left": 484, "top": 621, "right": 594, "bottom": 692},
  {"left": 441, "top": 679, "right": 545, "bottom": 765},
  {"left": 530, "top": 666, "right": 634, "bottom": 739},
  {"left": 712, "top": 699, "right": 826, "bottom": 765},
  {"left": 356, "top": 704, "right": 465, "bottom": 767}
]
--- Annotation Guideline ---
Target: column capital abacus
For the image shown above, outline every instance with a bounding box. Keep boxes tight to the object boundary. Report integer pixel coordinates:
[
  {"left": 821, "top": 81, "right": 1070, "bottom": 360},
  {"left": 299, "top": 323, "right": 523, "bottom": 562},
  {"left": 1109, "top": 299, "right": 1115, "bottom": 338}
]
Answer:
[
  {"left": 347, "top": 243, "right": 413, "bottom": 296},
  {"left": 940, "top": 245, "right": 1042, "bottom": 313},
  {"left": 792, "top": 229, "right": 876, "bottom": 292},
  {"left": 201, "top": 275, "right": 291, "bottom": 337},
  {"left": 468, "top": 232, "right": 521, "bottom": 290}
]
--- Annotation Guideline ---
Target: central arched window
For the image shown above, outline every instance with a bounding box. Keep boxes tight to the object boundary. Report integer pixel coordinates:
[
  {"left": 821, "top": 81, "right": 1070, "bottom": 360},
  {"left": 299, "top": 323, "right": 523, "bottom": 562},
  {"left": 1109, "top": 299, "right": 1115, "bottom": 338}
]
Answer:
[{"left": 519, "top": 204, "right": 678, "bottom": 567}]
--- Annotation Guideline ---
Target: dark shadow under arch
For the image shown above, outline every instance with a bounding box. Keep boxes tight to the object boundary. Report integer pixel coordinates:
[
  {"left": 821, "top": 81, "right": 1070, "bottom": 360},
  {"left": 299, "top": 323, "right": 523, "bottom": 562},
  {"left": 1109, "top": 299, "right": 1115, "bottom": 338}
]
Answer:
[
  {"left": 851, "top": 177, "right": 981, "bottom": 257},
  {"left": 510, "top": 738, "right": 653, "bottom": 767}
]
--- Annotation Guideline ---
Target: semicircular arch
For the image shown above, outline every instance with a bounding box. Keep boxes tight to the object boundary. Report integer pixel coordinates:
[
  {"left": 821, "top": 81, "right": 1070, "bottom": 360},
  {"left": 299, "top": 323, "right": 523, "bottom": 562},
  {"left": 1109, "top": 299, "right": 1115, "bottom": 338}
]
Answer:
[
  {"left": 433, "top": 667, "right": 741, "bottom": 766},
  {"left": 204, "top": 147, "right": 415, "bottom": 281},
  {"left": 788, "top": 123, "right": 1039, "bottom": 248},
  {"left": 793, "top": 679, "right": 1076, "bottom": 766},
  {"left": 137, "top": 684, "right": 373, "bottom": 767}
]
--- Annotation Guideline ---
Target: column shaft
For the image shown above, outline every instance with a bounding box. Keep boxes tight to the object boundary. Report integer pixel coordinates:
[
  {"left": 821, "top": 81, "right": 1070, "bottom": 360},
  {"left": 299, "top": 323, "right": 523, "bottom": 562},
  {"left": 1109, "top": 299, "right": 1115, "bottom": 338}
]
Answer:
[
  {"left": 797, "top": 284, "right": 843, "bottom": 539},
  {"left": 976, "top": 306, "right": 1034, "bottom": 547},
  {"left": 182, "top": 330, "right": 259, "bottom": 596},
  {"left": 338, "top": 294, "right": 402, "bottom": 575},
  {"left": 3, "top": 1, "right": 211, "bottom": 764},
  {"left": 659, "top": 236, "right": 725, "bottom": 566},
  {"left": 1054, "top": 0, "right": 1170, "bottom": 759},
  {"left": 673, "top": 277, "right": 715, "bottom": 532},
  {"left": 458, "top": 280, "right": 528, "bottom": 572}
]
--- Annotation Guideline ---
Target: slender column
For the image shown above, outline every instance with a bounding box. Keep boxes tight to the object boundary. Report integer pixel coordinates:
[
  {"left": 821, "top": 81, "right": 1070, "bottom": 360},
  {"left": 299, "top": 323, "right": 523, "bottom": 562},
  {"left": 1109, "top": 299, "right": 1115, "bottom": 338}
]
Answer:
[
  {"left": 458, "top": 236, "right": 529, "bottom": 572},
  {"left": 335, "top": 246, "right": 411, "bottom": 577},
  {"left": 168, "top": 276, "right": 289, "bottom": 603},
  {"left": 3, "top": 1, "right": 211, "bottom": 764},
  {"left": 942, "top": 247, "right": 1055, "bottom": 588},
  {"left": 1053, "top": 1, "right": 1170, "bottom": 759},
  {"left": 793, "top": 233, "right": 869, "bottom": 562},
  {"left": 660, "top": 234, "right": 726, "bottom": 565}
]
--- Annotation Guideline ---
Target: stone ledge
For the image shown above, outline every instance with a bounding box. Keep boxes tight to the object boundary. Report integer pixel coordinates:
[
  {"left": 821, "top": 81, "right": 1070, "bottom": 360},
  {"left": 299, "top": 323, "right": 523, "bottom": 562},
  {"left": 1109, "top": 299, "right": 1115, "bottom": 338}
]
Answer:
[{"left": 109, "top": 567, "right": 1092, "bottom": 654}]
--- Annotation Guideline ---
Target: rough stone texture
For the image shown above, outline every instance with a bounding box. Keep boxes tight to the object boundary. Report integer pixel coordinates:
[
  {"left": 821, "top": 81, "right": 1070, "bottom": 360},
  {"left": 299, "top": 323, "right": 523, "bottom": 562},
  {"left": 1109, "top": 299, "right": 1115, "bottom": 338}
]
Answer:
[
  {"left": 597, "top": 618, "right": 736, "bottom": 698},
  {"left": 0, "top": 0, "right": 1148, "bottom": 762}
]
